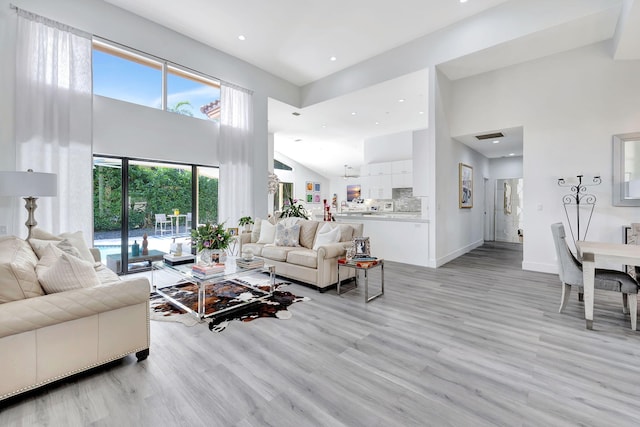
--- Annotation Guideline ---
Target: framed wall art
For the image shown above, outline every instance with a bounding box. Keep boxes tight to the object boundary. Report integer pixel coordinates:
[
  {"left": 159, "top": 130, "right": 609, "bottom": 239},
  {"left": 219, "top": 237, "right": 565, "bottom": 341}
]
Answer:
[{"left": 459, "top": 163, "right": 473, "bottom": 209}]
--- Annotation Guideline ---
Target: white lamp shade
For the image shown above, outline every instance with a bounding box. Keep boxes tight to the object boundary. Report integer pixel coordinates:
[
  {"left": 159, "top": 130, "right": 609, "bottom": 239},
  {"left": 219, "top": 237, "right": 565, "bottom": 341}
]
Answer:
[{"left": 0, "top": 171, "right": 57, "bottom": 197}]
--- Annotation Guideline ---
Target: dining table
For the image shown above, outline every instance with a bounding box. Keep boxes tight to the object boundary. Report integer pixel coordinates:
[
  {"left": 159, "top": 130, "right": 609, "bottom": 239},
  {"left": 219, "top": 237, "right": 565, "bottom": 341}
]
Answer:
[{"left": 577, "top": 240, "right": 640, "bottom": 330}]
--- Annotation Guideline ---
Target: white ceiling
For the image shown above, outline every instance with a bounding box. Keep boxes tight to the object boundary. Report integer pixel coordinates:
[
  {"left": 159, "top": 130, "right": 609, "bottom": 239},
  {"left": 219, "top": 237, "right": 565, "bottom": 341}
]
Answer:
[{"left": 104, "top": 0, "right": 640, "bottom": 178}]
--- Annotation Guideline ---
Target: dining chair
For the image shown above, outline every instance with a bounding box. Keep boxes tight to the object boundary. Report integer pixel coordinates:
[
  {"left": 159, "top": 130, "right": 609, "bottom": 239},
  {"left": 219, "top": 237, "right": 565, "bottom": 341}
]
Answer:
[
  {"left": 550, "top": 222, "right": 638, "bottom": 330},
  {"left": 155, "top": 213, "right": 173, "bottom": 235}
]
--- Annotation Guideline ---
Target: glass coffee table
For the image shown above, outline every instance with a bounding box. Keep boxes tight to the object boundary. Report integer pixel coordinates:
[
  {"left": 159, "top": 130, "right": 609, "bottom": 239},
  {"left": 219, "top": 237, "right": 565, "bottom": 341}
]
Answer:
[{"left": 152, "top": 257, "right": 275, "bottom": 321}]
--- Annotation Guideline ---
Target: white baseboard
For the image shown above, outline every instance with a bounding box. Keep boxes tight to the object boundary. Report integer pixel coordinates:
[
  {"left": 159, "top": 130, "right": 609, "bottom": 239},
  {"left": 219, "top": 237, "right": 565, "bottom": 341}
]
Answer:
[
  {"left": 522, "top": 261, "right": 557, "bottom": 274},
  {"left": 436, "top": 239, "right": 484, "bottom": 267}
]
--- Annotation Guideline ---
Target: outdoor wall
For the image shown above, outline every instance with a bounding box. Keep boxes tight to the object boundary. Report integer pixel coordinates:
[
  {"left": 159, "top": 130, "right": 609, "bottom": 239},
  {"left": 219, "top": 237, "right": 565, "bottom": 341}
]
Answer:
[
  {"left": 448, "top": 41, "right": 640, "bottom": 273},
  {"left": 0, "top": 0, "right": 299, "bottom": 235}
]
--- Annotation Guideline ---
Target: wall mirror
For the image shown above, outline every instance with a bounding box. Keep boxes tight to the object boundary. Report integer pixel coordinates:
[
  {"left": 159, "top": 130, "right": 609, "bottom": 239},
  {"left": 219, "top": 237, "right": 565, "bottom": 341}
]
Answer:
[{"left": 613, "top": 132, "right": 640, "bottom": 206}]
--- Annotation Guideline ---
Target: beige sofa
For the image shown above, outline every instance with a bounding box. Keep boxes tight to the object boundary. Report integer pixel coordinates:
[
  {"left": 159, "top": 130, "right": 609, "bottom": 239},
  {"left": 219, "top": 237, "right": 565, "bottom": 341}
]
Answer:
[
  {"left": 239, "top": 218, "right": 364, "bottom": 291},
  {"left": 0, "top": 235, "right": 150, "bottom": 401}
]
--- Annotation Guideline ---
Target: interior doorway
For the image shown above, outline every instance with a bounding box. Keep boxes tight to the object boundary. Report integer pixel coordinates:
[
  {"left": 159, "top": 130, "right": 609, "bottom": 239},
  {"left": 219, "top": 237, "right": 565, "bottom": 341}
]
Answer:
[{"left": 495, "top": 178, "right": 523, "bottom": 243}]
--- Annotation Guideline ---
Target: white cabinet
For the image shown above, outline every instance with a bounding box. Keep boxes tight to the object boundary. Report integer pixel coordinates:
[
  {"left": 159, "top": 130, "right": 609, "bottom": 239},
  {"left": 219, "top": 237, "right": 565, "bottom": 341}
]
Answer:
[
  {"left": 361, "top": 160, "right": 413, "bottom": 198},
  {"left": 391, "top": 160, "right": 412, "bottom": 174}
]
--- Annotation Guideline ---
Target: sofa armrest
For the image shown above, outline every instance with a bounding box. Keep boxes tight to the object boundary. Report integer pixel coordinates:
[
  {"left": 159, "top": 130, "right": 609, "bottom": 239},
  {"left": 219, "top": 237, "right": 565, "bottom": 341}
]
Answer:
[
  {"left": 317, "top": 242, "right": 348, "bottom": 260},
  {"left": 0, "top": 278, "right": 150, "bottom": 339}
]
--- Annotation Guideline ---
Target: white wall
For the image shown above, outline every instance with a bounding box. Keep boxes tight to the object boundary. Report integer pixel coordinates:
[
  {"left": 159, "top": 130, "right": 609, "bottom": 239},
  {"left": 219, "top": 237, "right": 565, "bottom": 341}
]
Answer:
[
  {"left": 448, "top": 41, "right": 640, "bottom": 273},
  {"left": 364, "top": 131, "right": 413, "bottom": 164},
  {"left": 433, "top": 69, "right": 490, "bottom": 266},
  {"left": 94, "top": 96, "right": 219, "bottom": 165},
  {"left": 0, "top": 0, "right": 300, "bottom": 234},
  {"left": 273, "top": 152, "right": 330, "bottom": 218}
]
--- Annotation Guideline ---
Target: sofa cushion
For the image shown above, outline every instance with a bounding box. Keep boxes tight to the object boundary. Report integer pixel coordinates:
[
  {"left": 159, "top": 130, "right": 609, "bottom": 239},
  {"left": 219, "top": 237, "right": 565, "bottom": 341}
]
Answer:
[
  {"left": 36, "top": 245, "right": 100, "bottom": 294},
  {"left": 94, "top": 264, "right": 121, "bottom": 286},
  {"left": 30, "top": 228, "right": 95, "bottom": 263},
  {"left": 261, "top": 245, "right": 298, "bottom": 262},
  {"left": 274, "top": 223, "right": 300, "bottom": 247},
  {"left": 287, "top": 249, "right": 317, "bottom": 269},
  {"left": 313, "top": 225, "right": 341, "bottom": 250},
  {"left": 298, "top": 220, "right": 319, "bottom": 249},
  {"left": 257, "top": 220, "right": 276, "bottom": 244},
  {"left": 0, "top": 236, "right": 44, "bottom": 303}
]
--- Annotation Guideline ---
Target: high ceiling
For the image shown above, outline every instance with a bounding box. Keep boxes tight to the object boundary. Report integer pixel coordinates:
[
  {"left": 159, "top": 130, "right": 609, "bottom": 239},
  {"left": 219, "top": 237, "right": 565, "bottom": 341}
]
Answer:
[{"left": 104, "top": 0, "right": 639, "bottom": 178}]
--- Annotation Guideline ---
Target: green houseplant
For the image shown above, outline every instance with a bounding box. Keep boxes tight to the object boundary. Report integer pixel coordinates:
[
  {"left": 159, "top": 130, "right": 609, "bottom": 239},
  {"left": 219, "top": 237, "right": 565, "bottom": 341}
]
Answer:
[
  {"left": 281, "top": 197, "right": 310, "bottom": 219},
  {"left": 191, "top": 222, "right": 232, "bottom": 264},
  {"left": 239, "top": 216, "right": 254, "bottom": 232}
]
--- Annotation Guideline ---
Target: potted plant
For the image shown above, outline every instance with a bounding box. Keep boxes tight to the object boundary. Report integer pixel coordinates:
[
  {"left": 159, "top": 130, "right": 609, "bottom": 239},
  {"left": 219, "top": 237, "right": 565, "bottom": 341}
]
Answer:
[
  {"left": 190, "top": 222, "right": 232, "bottom": 264},
  {"left": 239, "top": 216, "right": 254, "bottom": 232},
  {"left": 281, "top": 197, "right": 310, "bottom": 219}
]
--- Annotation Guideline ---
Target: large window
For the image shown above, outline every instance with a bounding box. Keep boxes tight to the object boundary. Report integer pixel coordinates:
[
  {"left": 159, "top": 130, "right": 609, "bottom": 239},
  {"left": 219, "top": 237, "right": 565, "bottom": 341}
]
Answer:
[
  {"left": 92, "top": 39, "right": 220, "bottom": 121},
  {"left": 93, "top": 156, "right": 219, "bottom": 274}
]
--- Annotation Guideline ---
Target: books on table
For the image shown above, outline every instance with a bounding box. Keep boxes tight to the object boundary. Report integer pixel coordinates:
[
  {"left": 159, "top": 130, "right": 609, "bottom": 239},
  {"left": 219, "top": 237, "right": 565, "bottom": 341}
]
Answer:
[
  {"left": 338, "top": 256, "right": 380, "bottom": 268},
  {"left": 163, "top": 253, "right": 196, "bottom": 266},
  {"left": 191, "top": 263, "right": 225, "bottom": 278},
  {"left": 236, "top": 258, "right": 264, "bottom": 269}
]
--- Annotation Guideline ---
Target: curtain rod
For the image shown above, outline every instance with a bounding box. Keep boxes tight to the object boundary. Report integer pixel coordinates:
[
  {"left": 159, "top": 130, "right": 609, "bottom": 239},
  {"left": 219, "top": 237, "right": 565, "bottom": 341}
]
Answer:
[{"left": 10, "top": 3, "right": 91, "bottom": 39}]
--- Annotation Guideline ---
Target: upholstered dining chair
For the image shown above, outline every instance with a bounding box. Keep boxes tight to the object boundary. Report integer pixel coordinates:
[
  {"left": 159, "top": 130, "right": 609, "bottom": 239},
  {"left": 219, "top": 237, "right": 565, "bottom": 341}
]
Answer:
[
  {"left": 550, "top": 222, "right": 638, "bottom": 330},
  {"left": 154, "top": 213, "right": 172, "bottom": 235}
]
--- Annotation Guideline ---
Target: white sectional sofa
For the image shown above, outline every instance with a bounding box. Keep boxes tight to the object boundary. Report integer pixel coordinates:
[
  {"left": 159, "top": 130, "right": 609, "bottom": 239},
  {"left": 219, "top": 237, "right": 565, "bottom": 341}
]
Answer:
[
  {"left": 0, "top": 232, "right": 150, "bottom": 401},
  {"left": 239, "top": 218, "right": 364, "bottom": 291}
]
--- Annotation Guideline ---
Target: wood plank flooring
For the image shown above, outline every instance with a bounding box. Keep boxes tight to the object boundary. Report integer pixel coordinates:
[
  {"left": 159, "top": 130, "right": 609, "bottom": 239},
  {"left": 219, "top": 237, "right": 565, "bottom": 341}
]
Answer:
[{"left": 2, "top": 242, "right": 639, "bottom": 426}]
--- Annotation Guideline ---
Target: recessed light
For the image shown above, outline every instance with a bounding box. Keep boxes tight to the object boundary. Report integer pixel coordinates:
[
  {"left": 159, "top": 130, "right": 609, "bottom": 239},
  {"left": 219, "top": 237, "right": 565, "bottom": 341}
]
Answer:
[
  {"left": 398, "top": 99, "right": 405, "bottom": 103},
  {"left": 493, "top": 140, "right": 500, "bottom": 144},
  {"left": 330, "top": 56, "right": 337, "bottom": 61},
  {"left": 509, "top": 153, "right": 515, "bottom": 156},
  {"left": 238, "top": 35, "right": 246, "bottom": 41},
  {"left": 419, "top": 111, "right": 424, "bottom": 115},
  {"left": 351, "top": 112, "right": 357, "bottom": 115},
  {"left": 321, "top": 123, "right": 327, "bottom": 128},
  {"left": 375, "top": 121, "right": 380, "bottom": 125},
  {"left": 460, "top": 0, "right": 468, "bottom": 3}
]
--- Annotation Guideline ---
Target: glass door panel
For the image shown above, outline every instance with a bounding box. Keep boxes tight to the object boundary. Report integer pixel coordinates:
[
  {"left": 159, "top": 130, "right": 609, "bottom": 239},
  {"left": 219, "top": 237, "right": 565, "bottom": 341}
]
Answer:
[
  {"left": 93, "top": 157, "right": 123, "bottom": 271},
  {"left": 197, "top": 167, "right": 219, "bottom": 225},
  {"left": 127, "top": 160, "right": 192, "bottom": 272}
]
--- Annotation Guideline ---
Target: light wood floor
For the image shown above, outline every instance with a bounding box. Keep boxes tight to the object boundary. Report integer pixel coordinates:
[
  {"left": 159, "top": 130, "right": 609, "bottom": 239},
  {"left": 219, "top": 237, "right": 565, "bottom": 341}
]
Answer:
[{"left": 2, "top": 242, "right": 639, "bottom": 426}]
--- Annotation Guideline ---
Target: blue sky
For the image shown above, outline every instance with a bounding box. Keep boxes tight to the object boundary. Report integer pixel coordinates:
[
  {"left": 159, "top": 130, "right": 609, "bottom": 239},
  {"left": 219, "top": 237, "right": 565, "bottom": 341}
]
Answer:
[{"left": 93, "top": 50, "right": 220, "bottom": 121}]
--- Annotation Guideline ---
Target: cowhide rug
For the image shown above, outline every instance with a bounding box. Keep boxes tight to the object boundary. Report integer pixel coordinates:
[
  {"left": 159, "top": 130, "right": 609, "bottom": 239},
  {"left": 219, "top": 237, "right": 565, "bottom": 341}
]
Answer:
[{"left": 150, "top": 275, "right": 309, "bottom": 332}]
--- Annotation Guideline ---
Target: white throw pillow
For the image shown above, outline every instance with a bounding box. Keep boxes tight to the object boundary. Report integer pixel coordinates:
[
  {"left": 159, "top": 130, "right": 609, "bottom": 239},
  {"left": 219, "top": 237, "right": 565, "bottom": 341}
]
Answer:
[
  {"left": 274, "top": 223, "right": 301, "bottom": 247},
  {"left": 256, "top": 220, "right": 276, "bottom": 244},
  {"left": 313, "top": 226, "right": 341, "bottom": 250},
  {"left": 29, "top": 228, "right": 95, "bottom": 263},
  {"left": 36, "top": 245, "right": 100, "bottom": 293},
  {"left": 29, "top": 238, "right": 81, "bottom": 259}
]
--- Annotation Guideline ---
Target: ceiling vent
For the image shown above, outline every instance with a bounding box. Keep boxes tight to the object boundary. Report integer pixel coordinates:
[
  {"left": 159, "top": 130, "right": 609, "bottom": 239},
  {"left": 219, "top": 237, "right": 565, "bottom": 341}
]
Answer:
[
  {"left": 475, "top": 132, "right": 504, "bottom": 140},
  {"left": 292, "top": 112, "right": 301, "bottom": 116}
]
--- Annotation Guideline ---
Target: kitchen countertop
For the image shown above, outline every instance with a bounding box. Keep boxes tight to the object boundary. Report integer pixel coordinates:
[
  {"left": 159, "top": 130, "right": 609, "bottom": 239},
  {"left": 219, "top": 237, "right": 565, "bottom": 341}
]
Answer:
[{"left": 334, "top": 213, "right": 428, "bottom": 223}]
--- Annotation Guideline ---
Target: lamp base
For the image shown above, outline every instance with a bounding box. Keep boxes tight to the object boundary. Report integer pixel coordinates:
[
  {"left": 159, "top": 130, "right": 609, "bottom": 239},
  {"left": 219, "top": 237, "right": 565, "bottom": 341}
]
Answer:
[{"left": 24, "top": 196, "right": 39, "bottom": 240}]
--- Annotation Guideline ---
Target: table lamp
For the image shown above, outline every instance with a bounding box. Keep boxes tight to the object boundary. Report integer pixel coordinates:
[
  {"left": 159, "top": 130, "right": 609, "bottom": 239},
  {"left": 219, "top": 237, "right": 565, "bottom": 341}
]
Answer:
[{"left": 0, "top": 169, "right": 58, "bottom": 239}]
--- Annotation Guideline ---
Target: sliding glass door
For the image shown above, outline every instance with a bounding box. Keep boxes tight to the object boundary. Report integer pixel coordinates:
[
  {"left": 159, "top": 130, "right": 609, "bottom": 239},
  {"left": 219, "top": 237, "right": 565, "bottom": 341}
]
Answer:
[{"left": 93, "top": 156, "right": 218, "bottom": 274}]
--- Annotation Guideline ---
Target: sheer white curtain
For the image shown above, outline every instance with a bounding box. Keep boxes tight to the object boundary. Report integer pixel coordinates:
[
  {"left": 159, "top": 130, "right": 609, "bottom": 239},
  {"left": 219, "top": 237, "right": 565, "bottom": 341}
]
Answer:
[
  {"left": 14, "top": 9, "right": 93, "bottom": 239},
  {"left": 218, "top": 83, "right": 254, "bottom": 226}
]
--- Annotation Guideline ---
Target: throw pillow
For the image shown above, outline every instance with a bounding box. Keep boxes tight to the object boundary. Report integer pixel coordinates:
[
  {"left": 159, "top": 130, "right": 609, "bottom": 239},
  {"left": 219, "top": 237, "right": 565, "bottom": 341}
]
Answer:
[
  {"left": 36, "top": 245, "right": 100, "bottom": 293},
  {"left": 0, "top": 236, "right": 44, "bottom": 303},
  {"left": 312, "top": 226, "right": 341, "bottom": 250},
  {"left": 279, "top": 217, "right": 300, "bottom": 228},
  {"left": 29, "top": 228, "right": 95, "bottom": 263},
  {"left": 29, "top": 238, "right": 81, "bottom": 259},
  {"left": 274, "top": 223, "right": 301, "bottom": 247},
  {"left": 251, "top": 217, "right": 262, "bottom": 243},
  {"left": 256, "top": 220, "right": 276, "bottom": 244}
]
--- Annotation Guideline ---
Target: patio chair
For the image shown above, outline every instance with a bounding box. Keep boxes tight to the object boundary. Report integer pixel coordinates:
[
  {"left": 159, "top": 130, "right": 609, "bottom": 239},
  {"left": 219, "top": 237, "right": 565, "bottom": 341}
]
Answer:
[
  {"left": 186, "top": 212, "right": 192, "bottom": 229},
  {"left": 155, "top": 213, "right": 172, "bottom": 235}
]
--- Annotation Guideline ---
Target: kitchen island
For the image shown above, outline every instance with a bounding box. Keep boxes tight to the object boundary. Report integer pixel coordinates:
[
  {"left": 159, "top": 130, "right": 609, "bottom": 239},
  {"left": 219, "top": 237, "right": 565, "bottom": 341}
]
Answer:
[{"left": 334, "top": 213, "right": 430, "bottom": 266}]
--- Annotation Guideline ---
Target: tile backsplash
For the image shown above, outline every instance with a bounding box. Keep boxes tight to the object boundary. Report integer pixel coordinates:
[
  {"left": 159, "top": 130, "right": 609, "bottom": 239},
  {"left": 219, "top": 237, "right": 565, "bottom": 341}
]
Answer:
[{"left": 392, "top": 187, "right": 421, "bottom": 212}]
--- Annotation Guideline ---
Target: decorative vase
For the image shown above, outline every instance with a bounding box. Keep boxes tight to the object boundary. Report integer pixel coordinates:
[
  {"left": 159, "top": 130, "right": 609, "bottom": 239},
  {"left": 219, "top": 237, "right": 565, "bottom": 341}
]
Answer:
[
  {"left": 198, "top": 248, "right": 213, "bottom": 265},
  {"left": 243, "top": 224, "right": 251, "bottom": 233}
]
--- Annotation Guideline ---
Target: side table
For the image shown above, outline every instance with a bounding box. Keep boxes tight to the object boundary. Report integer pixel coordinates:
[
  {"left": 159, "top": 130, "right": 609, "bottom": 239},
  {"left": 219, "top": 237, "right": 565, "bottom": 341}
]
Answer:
[{"left": 337, "top": 258, "right": 384, "bottom": 302}]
